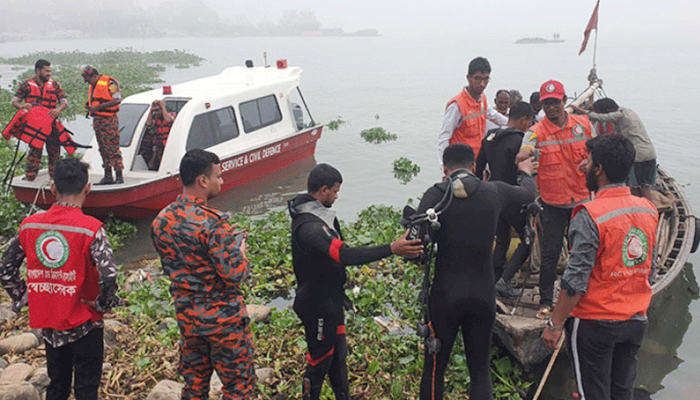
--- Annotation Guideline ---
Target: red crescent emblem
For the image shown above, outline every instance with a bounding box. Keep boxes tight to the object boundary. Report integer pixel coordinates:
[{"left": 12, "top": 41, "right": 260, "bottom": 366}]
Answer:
[{"left": 42, "top": 238, "right": 60, "bottom": 262}]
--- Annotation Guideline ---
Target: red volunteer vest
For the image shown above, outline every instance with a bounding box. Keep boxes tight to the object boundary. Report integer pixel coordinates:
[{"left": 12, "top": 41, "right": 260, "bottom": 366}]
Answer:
[
  {"left": 533, "top": 113, "right": 593, "bottom": 205},
  {"left": 88, "top": 75, "right": 119, "bottom": 117},
  {"left": 447, "top": 89, "right": 488, "bottom": 157},
  {"left": 19, "top": 205, "right": 104, "bottom": 330},
  {"left": 571, "top": 186, "right": 658, "bottom": 320},
  {"left": 26, "top": 78, "right": 59, "bottom": 108}
]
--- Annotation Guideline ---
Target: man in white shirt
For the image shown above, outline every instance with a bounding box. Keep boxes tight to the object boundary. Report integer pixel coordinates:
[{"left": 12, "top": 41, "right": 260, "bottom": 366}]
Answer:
[{"left": 438, "top": 57, "right": 508, "bottom": 169}]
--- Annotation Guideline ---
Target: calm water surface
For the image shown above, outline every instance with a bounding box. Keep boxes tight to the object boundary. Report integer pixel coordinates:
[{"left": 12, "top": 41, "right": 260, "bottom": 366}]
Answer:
[{"left": 1, "top": 35, "right": 699, "bottom": 399}]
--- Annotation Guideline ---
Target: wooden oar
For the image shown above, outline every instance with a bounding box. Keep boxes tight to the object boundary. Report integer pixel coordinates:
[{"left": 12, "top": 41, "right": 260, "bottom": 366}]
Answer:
[{"left": 533, "top": 331, "right": 566, "bottom": 400}]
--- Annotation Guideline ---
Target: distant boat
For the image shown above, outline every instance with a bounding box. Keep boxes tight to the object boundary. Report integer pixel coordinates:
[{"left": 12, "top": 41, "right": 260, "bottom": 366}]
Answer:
[{"left": 515, "top": 37, "right": 565, "bottom": 44}]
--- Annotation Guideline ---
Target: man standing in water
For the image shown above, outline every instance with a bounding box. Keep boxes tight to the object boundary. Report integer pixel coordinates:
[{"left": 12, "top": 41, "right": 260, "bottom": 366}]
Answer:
[
  {"left": 438, "top": 57, "right": 507, "bottom": 168},
  {"left": 11, "top": 59, "right": 68, "bottom": 181},
  {"left": 288, "top": 163, "right": 422, "bottom": 400},
  {"left": 516, "top": 80, "right": 595, "bottom": 319},
  {"left": 82, "top": 66, "right": 123, "bottom": 185},
  {"left": 0, "top": 158, "right": 120, "bottom": 400},
  {"left": 542, "top": 135, "right": 658, "bottom": 400},
  {"left": 151, "top": 149, "right": 255, "bottom": 399}
]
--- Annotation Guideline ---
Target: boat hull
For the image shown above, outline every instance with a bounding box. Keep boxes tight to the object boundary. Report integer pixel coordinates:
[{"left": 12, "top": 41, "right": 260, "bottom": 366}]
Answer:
[{"left": 12, "top": 126, "right": 323, "bottom": 219}]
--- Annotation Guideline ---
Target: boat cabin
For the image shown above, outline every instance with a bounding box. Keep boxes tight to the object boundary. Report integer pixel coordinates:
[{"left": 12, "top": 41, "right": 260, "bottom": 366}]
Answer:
[{"left": 12, "top": 62, "right": 323, "bottom": 218}]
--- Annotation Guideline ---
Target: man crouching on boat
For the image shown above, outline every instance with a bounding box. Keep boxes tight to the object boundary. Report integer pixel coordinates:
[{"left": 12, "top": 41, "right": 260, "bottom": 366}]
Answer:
[
  {"left": 542, "top": 135, "right": 658, "bottom": 400},
  {"left": 151, "top": 149, "right": 255, "bottom": 399},
  {"left": 288, "top": 163, "right": 423, "bottom": 400}
]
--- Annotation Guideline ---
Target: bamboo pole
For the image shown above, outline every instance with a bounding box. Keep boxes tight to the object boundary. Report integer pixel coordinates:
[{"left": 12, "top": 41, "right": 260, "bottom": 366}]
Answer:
[{"left": 533, "top": 331, "right": 566, "bottom": 400}]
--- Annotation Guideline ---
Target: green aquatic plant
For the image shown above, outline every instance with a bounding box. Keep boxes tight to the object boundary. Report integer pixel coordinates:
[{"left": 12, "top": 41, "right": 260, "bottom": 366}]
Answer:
[
  {"left": 361, "top": 126, "right": 398, "bottom": 144},
  {"left": 0, "top": 49, "right": 203, "bottom": 67},
  {"left": 327, "top": 117, "right": 346, "bottom": 131},
  {"left": 393, "top": 157, "right": 421, "bottom": 184},
  {"left": 104, "top": 216, "right": 138, "bottom": 251}
]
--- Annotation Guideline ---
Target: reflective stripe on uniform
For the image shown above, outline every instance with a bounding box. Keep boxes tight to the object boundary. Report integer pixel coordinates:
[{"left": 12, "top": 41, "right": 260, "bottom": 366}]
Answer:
[
  {"left": 21, "top": 223, "right": 96, "bottom": 237},
  {"left": 595, "top": 206, "right": 658, "bottom": 225},
  {"left": 538, "top": 139, "right": 564, "bottom": 146},
  {"left": 565, "top": 136, "right": 589, "bottom": 144},
  {"left": 460, "top": 109, "right": 487, "bottom": 123}
]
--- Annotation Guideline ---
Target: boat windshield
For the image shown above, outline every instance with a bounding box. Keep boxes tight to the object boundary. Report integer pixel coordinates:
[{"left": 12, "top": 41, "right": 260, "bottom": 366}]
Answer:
[{"left": 118, "top": 103, "right": 150, "bottom": 147}]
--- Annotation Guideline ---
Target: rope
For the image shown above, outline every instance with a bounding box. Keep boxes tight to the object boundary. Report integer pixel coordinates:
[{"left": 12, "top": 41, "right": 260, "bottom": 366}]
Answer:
[{"left": 27, "top": 179, "right": 51, "bottom": 216}]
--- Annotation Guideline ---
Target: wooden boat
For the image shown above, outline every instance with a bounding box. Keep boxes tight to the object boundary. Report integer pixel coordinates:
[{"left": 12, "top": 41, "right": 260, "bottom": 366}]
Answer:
[
  {"left": 493, "top": 79, "right": 699, "bottom": 369},
  {"left": 10, "top": 61, "right": 323, "bottom": 219}
]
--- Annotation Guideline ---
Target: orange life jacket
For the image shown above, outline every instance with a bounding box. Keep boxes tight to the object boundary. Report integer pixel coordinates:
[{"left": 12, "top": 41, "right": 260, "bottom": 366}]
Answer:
[
  {"left": 447, "top": 89, "right": 488, "bottom": 157},
  {"left": 533, "top": 113, "right": 593, "bottom": 206},
  {"left": 571, "top": 186, "right": 658, "bottom": 320},
  {"left": 19, "top": 205, "right": 104, "bottom": 330},
  {"left": 26, "top": 78, "right": 60, "bottom": 108},
  {"left": 88, "top": 75, "right": 119, "bottom": 117},
  {"left": 154, "top": 113, "right": 173, "bottom": 146},
  {"left": 1, "top": 106, "right": 84, "bottom": 154}
]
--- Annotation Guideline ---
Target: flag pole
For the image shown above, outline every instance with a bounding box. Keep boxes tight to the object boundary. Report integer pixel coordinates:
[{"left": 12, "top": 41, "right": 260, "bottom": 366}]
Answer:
[
  {"left": 593, "top": 28, "right": 598, "bottom": 68},
  {"left": 592, "top": 1, "right": 599, "bottom": 68}
]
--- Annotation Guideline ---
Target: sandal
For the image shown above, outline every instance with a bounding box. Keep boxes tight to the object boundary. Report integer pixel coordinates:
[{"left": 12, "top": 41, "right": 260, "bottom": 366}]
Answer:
[{"left": 535, "top": 306, "right": 552, "bottom": 320}]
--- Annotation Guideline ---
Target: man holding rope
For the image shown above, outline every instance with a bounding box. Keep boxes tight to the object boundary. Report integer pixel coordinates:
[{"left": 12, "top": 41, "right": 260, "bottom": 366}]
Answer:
[{"left": 542, "top": 134, "right": 658, "bottom": 400}]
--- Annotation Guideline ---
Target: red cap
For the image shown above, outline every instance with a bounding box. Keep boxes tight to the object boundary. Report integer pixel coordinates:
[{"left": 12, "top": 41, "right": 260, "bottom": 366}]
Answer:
[{"left": 539, "top": 80, "right": 566, "bottom": 101}]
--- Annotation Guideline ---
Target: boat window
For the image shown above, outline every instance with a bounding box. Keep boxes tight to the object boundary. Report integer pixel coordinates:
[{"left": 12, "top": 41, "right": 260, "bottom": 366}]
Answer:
[
  {"left": 186, "top": 107, "right": 240, "bottom": 151},
  {"left": 118, "top": 103, "right": 149, "bottom": 147},
  {"left": 239, "top": 95, "right": 283, "bottom": 133}
]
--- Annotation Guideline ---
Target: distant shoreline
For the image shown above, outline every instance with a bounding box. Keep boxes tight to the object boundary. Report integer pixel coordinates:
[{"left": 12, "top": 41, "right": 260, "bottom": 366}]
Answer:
[{"left": 515, "top": 37, "right": 565, "bottom": 44}]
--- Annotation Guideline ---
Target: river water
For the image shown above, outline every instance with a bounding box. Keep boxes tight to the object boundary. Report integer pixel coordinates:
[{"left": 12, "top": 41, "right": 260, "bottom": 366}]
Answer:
[{"left": 1, "top": 36, "right": 699, "bottom": 399}]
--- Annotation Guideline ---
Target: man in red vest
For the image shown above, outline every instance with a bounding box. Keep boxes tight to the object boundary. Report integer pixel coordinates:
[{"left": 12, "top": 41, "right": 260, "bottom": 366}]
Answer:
[
  {"left": 542, "top": 134, "right": 658, "bottom": 400},
  {"left": 0, "top": 157, "right": 121, "bottom": 400},
  {"left": 82, "top": 66, "right": 123, "bottom": 185},
  {"left": 11, "top": 59, "right": 68, "bottom": 181},
  {"left": 516, "top": 80, "right": 596, "bottom": 319},
  {"left": 437, "top": 57, "right": 507, "bottom": 169}
]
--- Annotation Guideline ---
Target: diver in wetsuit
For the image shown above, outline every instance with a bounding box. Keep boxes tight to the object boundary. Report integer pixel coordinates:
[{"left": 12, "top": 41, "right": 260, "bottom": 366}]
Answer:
[
  {"left": 416, "top": 143, "right": 537, "bottom": 400},
  {"left": 288, "top": 163, "right": 423, "bottom": 400}
]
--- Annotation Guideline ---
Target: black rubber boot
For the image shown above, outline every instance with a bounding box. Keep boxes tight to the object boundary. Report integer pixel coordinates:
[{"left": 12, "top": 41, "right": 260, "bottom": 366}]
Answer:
[
  {"left": 114, "top": 169, "right": 124, "bottom": 184},
  {"left": 96, "top": 167, "right": 114, "bottom": 185}
]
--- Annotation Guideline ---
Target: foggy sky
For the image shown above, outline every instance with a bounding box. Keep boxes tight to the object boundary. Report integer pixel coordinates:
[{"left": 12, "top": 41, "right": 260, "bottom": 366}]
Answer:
[
  {"left": 1, "top": 0, "right": 698, "bottom": 44},
  {"left": 197, "top": 0, "right": 700, "bottom": 42}
]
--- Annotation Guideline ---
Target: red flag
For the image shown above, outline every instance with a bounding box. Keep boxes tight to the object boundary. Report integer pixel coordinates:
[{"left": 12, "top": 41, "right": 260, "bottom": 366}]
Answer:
[{"left": 579, "top": 0, "right": 600, "bottom": 55}]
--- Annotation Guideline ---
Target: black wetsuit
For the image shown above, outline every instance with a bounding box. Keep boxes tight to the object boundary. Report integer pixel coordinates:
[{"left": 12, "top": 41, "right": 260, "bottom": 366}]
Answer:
[
  {"left": 494, "top": 175, "right": 538, "bottom": 283},
  {"left": 417, "top": 170, "right": 532, "bottom": 400},
  {"left": 475, "top": 126, "right": 524, "bottom": 185},
  {"left": 288, "top": 194, "right": 392, "bottom": 400},
  {"left": 474, "top": 126, "right": 527, "bottom": 279}
]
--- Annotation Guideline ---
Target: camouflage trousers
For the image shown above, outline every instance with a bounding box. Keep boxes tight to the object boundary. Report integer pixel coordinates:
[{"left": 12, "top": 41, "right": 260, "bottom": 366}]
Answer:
[
  {"left": 25, "top": 142, "right": 60, "bottom": 181},
  {"left": 177, "top": 304, "right": 256, "bottom": 399},
  {"left": 93, "top": 115, "right": 123, "bottom": 170}
]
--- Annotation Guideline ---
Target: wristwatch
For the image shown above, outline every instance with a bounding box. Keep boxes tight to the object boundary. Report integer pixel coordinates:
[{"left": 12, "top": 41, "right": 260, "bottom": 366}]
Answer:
[{"left": 547, "top": 319, "right": 564, "bottom": 332}]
